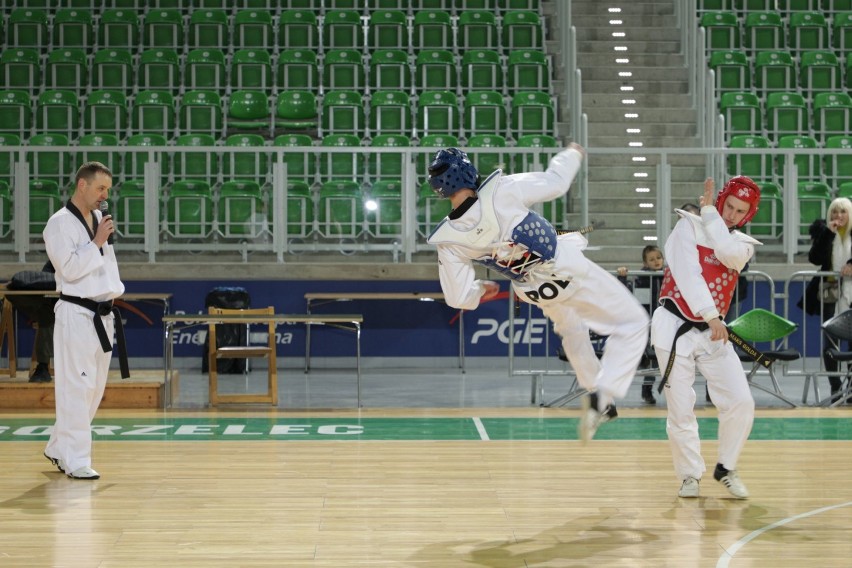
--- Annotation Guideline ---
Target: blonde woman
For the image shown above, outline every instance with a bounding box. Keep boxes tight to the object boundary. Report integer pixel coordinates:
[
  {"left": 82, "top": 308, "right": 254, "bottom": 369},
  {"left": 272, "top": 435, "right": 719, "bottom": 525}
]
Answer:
[{"left": 803, "top": 197, "right": 852, "bottom": 400}]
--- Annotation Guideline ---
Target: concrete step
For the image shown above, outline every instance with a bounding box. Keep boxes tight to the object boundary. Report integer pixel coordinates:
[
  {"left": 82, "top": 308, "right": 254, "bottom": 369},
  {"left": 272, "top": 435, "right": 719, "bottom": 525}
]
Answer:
[
  {"left": 575, "top": 27, "right": 683, "bottom": 42},
  {"left": 589, "top": 122, "right": 697, "bottom": 137},
  {"left": 584, "top": 79, "right": 690, "bottom": 94},
  {"left": 587, "top": 165, "right": 707, "bottom": 182},
  {"left": 571, "top": 16, "right": 678, "bottom": 29},
  {"left": 587, "top": 153, "right": 707, "bottom": 167},
  {"left": 589, "top": 136, "right": 703, "bottom": 148},
  {"left": 570, "top": 1, "right": 676, "bottom": 16},
  {"left": 581, "top": 65, "right": 690, "bottom": 82},
  {"left": 577, "top": 40, "right": 683, "bottom": 54},
  {"left": 578, "top": 53, "right": 686, "bottom": 67},
  {"left": 582, "top": 92, "right": 693, "bottom": 107},
  {"left": 583, "top": 107, "right": 698, "bottom": 123}
]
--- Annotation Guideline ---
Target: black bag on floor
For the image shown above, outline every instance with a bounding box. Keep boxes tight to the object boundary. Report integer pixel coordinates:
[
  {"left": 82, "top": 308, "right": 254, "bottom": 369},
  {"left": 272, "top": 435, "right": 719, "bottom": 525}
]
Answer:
[{"left": 201, "top": 287, "right": 250, "bottom": 374}]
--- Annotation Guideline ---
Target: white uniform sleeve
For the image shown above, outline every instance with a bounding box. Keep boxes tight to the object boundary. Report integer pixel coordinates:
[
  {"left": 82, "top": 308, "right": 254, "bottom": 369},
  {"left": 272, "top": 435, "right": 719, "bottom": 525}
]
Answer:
[
  {"left": 700, "top": 205, "right": 755, "bottom": 272},
  {"left": 44, "top": 214, "right": 105, "bottom": 283},
  {"left": 503, "top": 147, "right": 584, "bottom": 208},
  {"left": 436, "top": 245, "right": 487, "bottom": 310},
  {"left": 665, "top": 218, "right": 720, "bottom": 321}
]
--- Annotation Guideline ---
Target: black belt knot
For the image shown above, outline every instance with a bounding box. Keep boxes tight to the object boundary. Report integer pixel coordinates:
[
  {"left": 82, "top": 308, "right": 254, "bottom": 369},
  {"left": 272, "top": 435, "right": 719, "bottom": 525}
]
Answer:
[
  {"left": 59, "top": 293, "right": 129, "bottom": 379},
  {"left": 657, "top": 301, "right": 715, "bottom": 393}
]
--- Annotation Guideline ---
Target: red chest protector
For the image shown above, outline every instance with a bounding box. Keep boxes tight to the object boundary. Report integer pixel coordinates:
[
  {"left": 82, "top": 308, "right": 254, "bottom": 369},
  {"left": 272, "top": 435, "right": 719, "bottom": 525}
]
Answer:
[{"left": 658, "top": 244, "right": 739, "bottom": 322}]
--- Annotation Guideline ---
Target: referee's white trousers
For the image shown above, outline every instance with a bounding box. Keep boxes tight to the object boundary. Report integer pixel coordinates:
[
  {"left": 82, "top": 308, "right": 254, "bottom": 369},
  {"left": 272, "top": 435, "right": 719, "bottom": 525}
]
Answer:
[
  {"left": 540, "top": 263, "right": 650, "bottom": 406},
  {"left": 651, "top": 308, "right": 755, "bottom": 481},
  {"left": 45, "top": 302, "right": 113, "bottom": 473}
]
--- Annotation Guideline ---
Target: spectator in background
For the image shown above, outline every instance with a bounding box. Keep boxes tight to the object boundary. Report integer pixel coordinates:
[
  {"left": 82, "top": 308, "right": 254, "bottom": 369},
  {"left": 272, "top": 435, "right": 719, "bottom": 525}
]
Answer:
[
  {"left": 798, "top": 197, "right": 852, "bottom": 402},
  {"left": 617, "top": 245, "right": 665, "bottom": 404}
]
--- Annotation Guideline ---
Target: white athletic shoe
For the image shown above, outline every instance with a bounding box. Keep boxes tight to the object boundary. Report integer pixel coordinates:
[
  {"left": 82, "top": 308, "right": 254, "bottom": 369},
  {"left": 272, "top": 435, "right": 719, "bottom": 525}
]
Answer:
[
  {"left": 578, "top": 393, "right": 618, "bottom": 444},
  {"left": 715, "top": 468, "right": 748, "bottom": 499},
  {"left": 678, "top": 476, "right": 700, "bottom": 498},
  {"left": 44, "top": 452, "right": 64, "bottom": 473},
  {"left": 67, "top": 466, "right": 100, "bottom": 480}
]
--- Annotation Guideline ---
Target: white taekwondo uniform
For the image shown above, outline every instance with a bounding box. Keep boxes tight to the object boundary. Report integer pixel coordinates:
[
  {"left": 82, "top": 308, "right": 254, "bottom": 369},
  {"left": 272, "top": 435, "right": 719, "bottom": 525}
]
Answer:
[
  {"left": 428, "top": 147, "right": 649, "bottom": 404},
  {"left": 651, "top": 206, "right": 761, "bottom": 482},
  {"left": 44, "top": 206, "right": 124, "bottom": 474}
]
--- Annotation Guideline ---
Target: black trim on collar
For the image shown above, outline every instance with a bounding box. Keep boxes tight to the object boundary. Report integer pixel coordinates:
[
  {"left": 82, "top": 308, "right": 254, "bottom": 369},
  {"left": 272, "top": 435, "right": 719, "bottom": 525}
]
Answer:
[
  {"left": 65, "top": 200, "right": 104, "bottom": 256},
  {"left": 449, "top": 196, "right": 478, "bottom": 220}
]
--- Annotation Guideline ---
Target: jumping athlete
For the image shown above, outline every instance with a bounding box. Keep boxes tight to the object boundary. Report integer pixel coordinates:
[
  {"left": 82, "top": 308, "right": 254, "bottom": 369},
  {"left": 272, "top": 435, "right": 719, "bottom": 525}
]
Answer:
[
  {"left": 651, "top": 176, "right": 761, "bottom": 499},
  {"left": 425, "top": 145, "right": 649, "bottom": 442}
]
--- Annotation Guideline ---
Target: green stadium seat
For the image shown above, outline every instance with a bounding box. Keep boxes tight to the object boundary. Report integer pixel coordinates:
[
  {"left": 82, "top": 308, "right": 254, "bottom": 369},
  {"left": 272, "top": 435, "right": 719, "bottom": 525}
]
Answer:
[
  {"left": 29, "top": 180, "right": 62, "bottom": 238},
  {"left": 747, "top": 181, "right": 781, "bottom": 238},
  {"left": 180, "top": 90, "right": 223, "bottom": 138},
  {"left": 777, "top": 0, "right": 821, "bottom": 13},
  {"left": 85, "top": 90, "right": 128, "bottom": 139},
  {"left": 217, "top": 180, "right": 265, "bottom": 239},
  {"left": 699, "top": 11, "right": 740, "bottom": 51},
  {"left": 368, "top": 134, "right": 410, "bottom": 181},
  {"left": 369, "top": 90, "right": 411, "bottom": 136},
  {"left": 277, "top": 180, "right": 314, "bottom": 238},
  {"left": 0, "top": 91, "right": 32, "bottom": 139},
  {"left": 36, "top": 90, "right": 79, "bottom": 140},
  {"left": 775, "top": 134, "right": 819, "bottom": 180},
  {"left": 133, "top": 91, "right": 175, "bottom": 138},
  {"left": 833, "top": 12, "right": 852, "bottom": 54},
  {"left": 416, "top": 180, "right": 451, "bottom": 239},
  {"left": 144, "top": 9, "right": 183, "bottom": 49},
  {"left": 414, "top": 50, "right": 457, "bottom": 93},
  {"left": 502, "top": 10, "right": 542, "bottom": 50},
  {"left": 277, "top": 50, "right": 319, "bottom": 93},
  {"left": 727, "top": 134, "right": 772, "bottom": 180},
  {"left": 369, "top": 50, "right": 410, "bottom": 93},
  {"left": 0, "top": 49, "right": 40, "bottom": 95},
  {"left": 412, "top": 11, "right": 452, "bottom": 50},
  {"left": 753, "top": 51, "right": 795, "bottom": 95},
  {"left": 698, "top": 0, "right": 733, "bottom": 10},
  {"left": 838, "top": 181, "right": 852, "bottom": 199},
  {"left": 365, "top": 179, "right": 402, "bottom": 238},
  {"left": 743, "top": 12, "right": 784, "bottom": 53},
  {"left": 28, "top": 134, "right": 73, "bottom": 187},
  {"left": 222, "top": 133, "right": 269, "bottom": 185},
  {"left": 467, "top": 134, "right": 507, "bottom": 177},
  {"left": 318, "top": 180, "right": 364, "bottom": 238},
  {"left": 9, "top": 9, "right": 49, "bottom": 50},
  {"left": 788, "top": 12, "right": 828, "bottom": 53},
  {"left": 189, "top": 9, "right": 229, "bottom": 48},
  {"left": 92, "top": 49, "right": 134, "bottom": 94},
  {"left": 709, "top": 50, "right": 751, "bottom": 92},
  {"left": 323, "top": 10, "right": 363, "bottom": 50},
  {"left": 113, "top": 180, "right": 145, "bottom": 238},
  {"left": 812, "top": 92, "right": 852, "bottom": 142},
  {"left": 0, "top": 134, "right": 21, "bottom": 185},
  {"left": 464, "top": 91, "right": 507, "bottom": 137},
  {"left": 798, "top": 181, "right": 831, "bottom": 236},
  {"left": 45, "top": 49, "right": 88, "bottom": 94},
  {"left": 719, "top": 91, "right": 761, "bottom": 140},
  {"left": 227, "top": 90, "right": 271, "bottom": 134},
  {"left": 825, "top": 0, "right": 852, "bottom": 15},
  {"left": 507, "top": 50, "right": 548, "bottom": 95},
  {"left": 166, "top": 179, "right": 214, "bottom": 239},
  {"left": 320, "top": 134, "right": 363, "bottom": 181},
  {"left": 416, "top": 91, "right": 459, "bottom": 137},
  {"left": 231, "top": 49, "right": 272, "bottom": 91},
  {"left": 174, "top": 133, "right": 218, "bottom": 185},
  {"left": 272, "top": 134, "right": 316, "bottom": 183},
  {"left": 799, "top": 51, "right": 841, "bottom": 96},
  {"left": 77, "top": 133, "right": 122, "bottom": 176},
  {"left": 458, "top": 11, "right": 498, "bottom": 52},
  {"left": 321, "top": 90, "right": 364, "bottom": 136},
  {"left": 52, "top": 9, "right": 93, "bottom": 51},
  {"left": 274, "top": 90, "right": 318, "bottom": 132},
  {"left": 823, "top": 135, "right": 852, "bottom": 187},
  {"left": 323, "top": 50, "right": 366, "bottom": 92},
  {"left": 234, "top": 9, "right": 273, "bottom": 49},
  {"left": 277, "top": 10, "right": 319, "bottom": 50},
  {"left": 99, "top": 9, "right": 139, "bottom": 50},
  {"left": 125, "top": 133, "right": 170, "bottom": 184},
  {"left": 368, "top": 10, "right": 408, "bottom": 51},
  {"left": 461, "top": 50, "right": 503, "bottom": 92},
  {"left": 0, "top": 181, "right": 11, "bottom": 239},
  {"left": 139, "top": 49, "right": 181, "bottom": 94},
  {"left": 414, "top": 0, "right": 453, "bottom": 9},
  {"left": 185, "top": 49, "right": 226, "bottom": 94},
  {"left": 510, "top": 91, "right": 554, "bottom": 137},
  {"left": 765, "top": 92, "right": 807, "bottom": 140},
  {"left": 514, "top": 133, "right": 558, "bottom": 173}
]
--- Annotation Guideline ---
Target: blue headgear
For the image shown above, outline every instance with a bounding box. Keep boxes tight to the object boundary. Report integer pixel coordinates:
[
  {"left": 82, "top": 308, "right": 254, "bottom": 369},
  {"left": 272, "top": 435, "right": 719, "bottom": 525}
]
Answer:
[{"left": 428, "top": 147, "right": 480, "bottom": 198}]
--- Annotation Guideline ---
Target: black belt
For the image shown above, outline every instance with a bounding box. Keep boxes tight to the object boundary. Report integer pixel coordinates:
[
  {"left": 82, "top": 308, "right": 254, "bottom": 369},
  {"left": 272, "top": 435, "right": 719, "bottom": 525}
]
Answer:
[
  {"left": 59, "top": 293, "right": 130, "bottom": 379},
  {"left": 657, "top": 301, "right": 711, "bottom": 394}
]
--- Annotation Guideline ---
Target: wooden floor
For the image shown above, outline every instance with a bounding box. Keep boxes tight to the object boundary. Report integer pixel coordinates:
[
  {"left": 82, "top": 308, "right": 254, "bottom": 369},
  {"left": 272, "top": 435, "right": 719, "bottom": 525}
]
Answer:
[{"left": 0, "top": 407, "right": 850, "bottom": 568}]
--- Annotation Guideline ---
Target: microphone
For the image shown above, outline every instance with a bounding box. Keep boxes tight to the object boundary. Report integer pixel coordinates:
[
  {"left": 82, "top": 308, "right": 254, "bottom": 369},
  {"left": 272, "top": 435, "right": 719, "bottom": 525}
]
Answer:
[{"left": 99, "top": 201, "right": 114, "bottom": 245}]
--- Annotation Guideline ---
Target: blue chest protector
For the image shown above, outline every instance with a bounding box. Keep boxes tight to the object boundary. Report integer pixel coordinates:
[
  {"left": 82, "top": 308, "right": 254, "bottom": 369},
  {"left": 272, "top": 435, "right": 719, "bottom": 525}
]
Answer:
[{"left": 475, "top": 210, "right": 558, "bottom": 282}]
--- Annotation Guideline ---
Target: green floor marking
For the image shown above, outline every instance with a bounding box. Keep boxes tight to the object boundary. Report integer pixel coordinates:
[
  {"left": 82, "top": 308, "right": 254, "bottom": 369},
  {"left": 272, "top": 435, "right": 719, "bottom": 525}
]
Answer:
[{"left": 0, "top": 417, "right": 849, "bottom": 441}]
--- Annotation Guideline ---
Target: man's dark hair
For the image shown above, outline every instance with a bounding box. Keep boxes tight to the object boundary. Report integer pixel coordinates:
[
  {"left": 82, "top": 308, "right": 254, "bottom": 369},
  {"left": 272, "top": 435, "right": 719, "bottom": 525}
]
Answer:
[{"left": 75, "top": 161, "right": 112, "bottom": 185}]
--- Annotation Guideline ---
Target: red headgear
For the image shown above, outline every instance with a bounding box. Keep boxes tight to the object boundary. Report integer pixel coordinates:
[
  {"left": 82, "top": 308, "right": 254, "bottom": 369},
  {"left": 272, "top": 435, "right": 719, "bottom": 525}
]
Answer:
[{"left": 715, "top": 175, "right": 761, "bottom": 227}]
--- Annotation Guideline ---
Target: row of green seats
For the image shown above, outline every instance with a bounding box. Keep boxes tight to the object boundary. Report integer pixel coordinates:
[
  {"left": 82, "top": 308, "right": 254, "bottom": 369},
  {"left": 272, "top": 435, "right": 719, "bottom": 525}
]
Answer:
[{"left": 700, "top": 10, "right": 852, "bottom": 53}]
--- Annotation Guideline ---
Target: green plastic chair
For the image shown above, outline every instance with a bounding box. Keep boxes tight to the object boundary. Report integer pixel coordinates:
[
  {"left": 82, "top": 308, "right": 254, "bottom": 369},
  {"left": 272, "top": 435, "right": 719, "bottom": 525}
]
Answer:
[
  {"left": 368, "top": 134, "right": 410, "bottom": 181},
  {"left": 278, "top": 180, "right": 314, "bottom": 238},
  {"left": 727, "top": 308, "right": 800, "bottom": 407},
  {"left": 144, "top": 9, "right": 183, "bottom": 49},
  {"left": 458, "top": 11, "right": 498, "bottom": 51},
  {"left": 36, "top": 90, "right": 79, "bottom": 139},
  {"left": 223, "top": 133, "right": 269, "bottom": 185},
  {"left": 727, "top": 134, "right": 771, "bottom": 179},
  {"left": 799, "top": 50, "right": 841, "bottom": 95},
  {"left": 369, "top": 91, "right": 410, "bottom": 137},
  {"left": 217, "top": 180, "right": 265, "bottom": 238},
  {"left": 0, "top": 90, "right": 32, "bottom": 138},
  {"left": 511, "top": 91, "right": 554, "bottom": 137},
  {"left": 798, "top": 181, "right": 831, "bottom": 236},
  {"left": 369, "top": 50, "right": 410, "bottom": 92},
  {"left": 274, "top": 90, "right": 318, "bottom": 132},
  {"left": 174, "top": 133, "right": 217, "bottom": 184},
  {"left": 318, "top": 180, "right": 364, "bottom": 238},
  {"left": 9, "top": 8, "right": 49, "bottom": 51},
  {"left": 78, "top": 133, "right": 121, "bottom": 176},
  {"left": 234, "top": 9, "right": 273, "bottom": 49},
  {"left": 133, "top": 90, "right": 175, "bottom": 138},
  {"left": 53, "top": 8, "right": 93, "bottom": 50},
  {"left": 775, "top": 135, "right": 818, "bottom": 180},
  {"left": 28, "top": 133, "right": 72, "bottom": 186},
  {"left": 467, "top": 134, "right": 507, "bottom": 177},
  {"left": 189, "top": 9, "right": 229, "bottom": 48},
  {"left": 0, "top": 134, "right": 21, "bottom": 184},
  {"left": 414, "top": 50, "right": 456, "bottom": 93},
  {"left": 28, "top": 179, "right": 62, "bottom": 238},
  {"left": 461, "top": 50, "right": 502, "bottom": 92},
  {"left": 366, "top": 179, "right": 402, "bottom": 238},
  {"left": 788, "top": 11, "right": 828, "bottom": 53},
  {"left": 507, "top": 50, "right": 548, "bottom": 94},
  {"left": 272, "top": 134, "right": 316, "bottom": 183},
  {"left": 514, "top": 133, "right": 558, "bottom": 173},
  {"left": 139, "top": 49, "right": 180, "bottom": 94},
  {"left": 320, "top": 133, "right": 363, "bottom": 181},
  {"left": 699, "top": 11, "right": 741, "bottom": 50},
  {"left": 277, "top": 50, "right": 319, "bottom": 92},
  {"left": 230, "top": 49, "right": 272, "bottom": 90},
  {"left": 812, "top": 92, "right": 852, "bottom": 142},
  {"left": 322, "top": 49, "right": 366, "bottom": 92},
  {"left": 0, "top": 49, "right": 40, "bottom": 95},
  {"left": 45, "top": 48, "right": 88, "bottom": 94},
  {"left": 92, "top": 48, "right": 134, "bottom": 93},
  {"left": 125, "top": 133, "right": 169, "bottom": 183},
  {"left": 227, "top": 90, "right": 270, "bottom": 133},
  {"left": 743, "top": 12, "right": 784, "bottom": 53},
  {"left": 765, "top": 92, "right": 806, "bottom": 141},
  {"left": 166, "top": 180, "right": 213, "bottom": 239},
  {"left": 503, "top": 10, "right": 542, "bottom": 50},
  {"left": 114, "top": 180, "right": 146, "bottom": 238},
  {"left": 833, "top": 11, "right": 852, "bottom": 54},
  {"left": 277, "top": 9, "right": 319, "bottom": 50},
  {"left": 753, "top": 51, "right": 795, "bottom": 94},
  {"left": 465, "top": 91, "right": 506, "bottom": 137},
  {"left": 180, "top": 90, "right": 223, "bottom": 138},
  {"left": 185, "top": 49, "right": 226, "bottom": 94},
  {"left": 412, "top": 11, "right": 452, "bottom": 50},
  {"left": 99, "top": 9, "right": 139, "bottom": 50},
  {"left": 321, "top": 90, "right": 364, "bottom": 136},
  {"left": 719, "top": 91, "right": 761, "bottom": 140},
  {"left": 747, "top": 181, "right": 781, "bottom": 238},
  {"left": 416, "top": 91, "right": 459, "bottom": 137},
  {"left": 709, "top": 50, "right": 751, "bottom": 92},
  {"left": 823, "top": 135, "right": 852, "bottom": 187},
  {"left": 368, "top": 10, "right": 408, "bottom": 51},
  {"left": 323, "top": 10, "right": 363, "bottom": 50}
]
